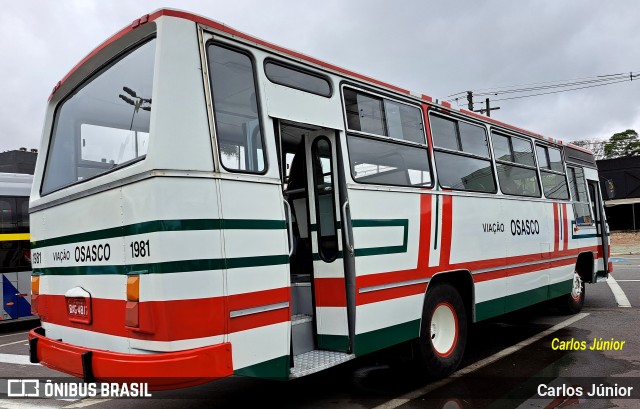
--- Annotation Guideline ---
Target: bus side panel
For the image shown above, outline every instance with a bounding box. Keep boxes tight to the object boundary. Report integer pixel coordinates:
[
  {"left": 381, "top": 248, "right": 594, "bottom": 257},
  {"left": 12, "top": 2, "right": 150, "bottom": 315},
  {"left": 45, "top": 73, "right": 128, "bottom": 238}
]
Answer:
[
  {"left": 349, "top": 188, "right": 425, "bottom": 356},
  {"left": 218, "top": 179, "right": 290, "bottom": 379},
  {"left": 30, "top": 187, "right": 130, "bottom": 352},
  {"left": 448, "top": 195, "right": 508, "bottom": 320},
  {"left": 120, "top": 177, "right": 228, "bottom": 352}
]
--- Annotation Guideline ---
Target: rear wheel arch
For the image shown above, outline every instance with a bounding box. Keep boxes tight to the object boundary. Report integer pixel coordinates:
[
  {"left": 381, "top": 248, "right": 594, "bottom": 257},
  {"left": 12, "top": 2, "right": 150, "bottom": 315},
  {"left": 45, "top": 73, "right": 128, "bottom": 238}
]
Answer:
[
  {"left": 425, "top": 270, "right": 475, "bottom": 323},
  {"left": 414, "top": 270, "right": 474, "bottom": 378}
]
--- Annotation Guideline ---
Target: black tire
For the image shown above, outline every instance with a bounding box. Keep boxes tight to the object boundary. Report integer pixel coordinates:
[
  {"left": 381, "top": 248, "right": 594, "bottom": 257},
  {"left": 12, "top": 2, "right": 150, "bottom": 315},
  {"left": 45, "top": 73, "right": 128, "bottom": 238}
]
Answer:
[
  {"left": 558, "top": 271, "right": 585, "bottom": 314},
  {"left": 416, "top": 283, "right": 467, "bottom": 378}
]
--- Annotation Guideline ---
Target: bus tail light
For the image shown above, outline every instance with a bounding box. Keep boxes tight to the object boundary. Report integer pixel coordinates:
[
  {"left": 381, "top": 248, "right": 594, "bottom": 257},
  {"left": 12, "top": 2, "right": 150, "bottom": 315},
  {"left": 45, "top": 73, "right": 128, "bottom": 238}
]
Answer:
[
  {"left": 31, "top": 276, "right": 40, "bottom": 314},
  {"left": 126, "top": 275, "right": 139, "bottom": 302},
  {"left": 125, "top": 275, "right": 140, "bottom": 328}
]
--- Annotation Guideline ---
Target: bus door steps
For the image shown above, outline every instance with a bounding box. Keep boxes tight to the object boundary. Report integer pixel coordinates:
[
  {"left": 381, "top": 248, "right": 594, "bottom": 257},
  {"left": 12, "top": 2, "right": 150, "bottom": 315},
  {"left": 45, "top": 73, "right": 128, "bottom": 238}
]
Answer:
[
  {"left": 291, "top": 314, "right": 314, "bottom": 355},
  {"left": 291, "top": 281, "right": 313, "bottom": 316},
  {"left": 290, "top": 350, "right": 355, "bottom": 378}
]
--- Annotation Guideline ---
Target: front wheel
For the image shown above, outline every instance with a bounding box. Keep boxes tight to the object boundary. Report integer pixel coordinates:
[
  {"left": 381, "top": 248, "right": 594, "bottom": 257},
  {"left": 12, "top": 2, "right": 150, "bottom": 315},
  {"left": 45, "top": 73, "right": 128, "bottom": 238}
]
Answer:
[
  {"left": 416, "top": 284, "right": 467, "bottom": 378},
  {"left": 559, "top": 271, "right": 585, "bottom": 314}
]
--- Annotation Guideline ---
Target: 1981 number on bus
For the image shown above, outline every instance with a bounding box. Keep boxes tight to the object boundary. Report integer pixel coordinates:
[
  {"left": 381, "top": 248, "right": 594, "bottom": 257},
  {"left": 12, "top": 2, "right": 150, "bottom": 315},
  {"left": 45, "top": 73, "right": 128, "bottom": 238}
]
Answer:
[{"left": 130, "top": 240, "right": 150, "bottom": 258}]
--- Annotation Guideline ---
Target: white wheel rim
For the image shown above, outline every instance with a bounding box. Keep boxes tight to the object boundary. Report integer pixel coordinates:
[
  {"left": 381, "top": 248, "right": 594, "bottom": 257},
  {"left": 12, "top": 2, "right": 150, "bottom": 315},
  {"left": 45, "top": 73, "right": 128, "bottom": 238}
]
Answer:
[
  {"left": 571, "top": 272, "right": 583, "bottom": 301},
  {"left": 430, "top": 302, "right": 458, "bottom": 357}
]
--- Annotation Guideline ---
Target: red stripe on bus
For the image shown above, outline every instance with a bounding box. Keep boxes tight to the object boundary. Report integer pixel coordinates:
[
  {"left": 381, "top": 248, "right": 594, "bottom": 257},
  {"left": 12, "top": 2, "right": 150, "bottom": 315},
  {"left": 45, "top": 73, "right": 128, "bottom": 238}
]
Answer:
[
  {"left": 228, "top": 308, "right": 289, "bottom": 333},
  {"left": 473, "top": 257, "right": 577, "bottom": 283},
  {"left": 553, "top": 203, "right": 559, "bottom": 253},
  {"left": 38, "top": 289, "right": 289, "bottom": 341},
  {"left": 356, "top": 245, "right": 599, "bottom": 304},
  {"left": 440, "top": 195, "right": 453, "bottom": 266},
  {"left": 227, "top": 287, "right": 289, "bottom": 311},
  {"left": 314, "top": 278, "right": 347, "bottom": 307},
  {"left": 563, "top": 203, "right": 569, "bottom": 250},
  {"left": 418, "top": 193, "right": 432, "bottom": 270},
  {"left": 357, "top": 283, "right": 428, "bottom": 306}
]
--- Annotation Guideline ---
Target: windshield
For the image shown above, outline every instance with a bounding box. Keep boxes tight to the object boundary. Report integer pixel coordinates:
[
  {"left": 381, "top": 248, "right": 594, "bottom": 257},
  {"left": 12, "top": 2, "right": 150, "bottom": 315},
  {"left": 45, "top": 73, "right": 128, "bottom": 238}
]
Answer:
[{"left": 41, "top": 38, "right": 156, "bottom": 195}]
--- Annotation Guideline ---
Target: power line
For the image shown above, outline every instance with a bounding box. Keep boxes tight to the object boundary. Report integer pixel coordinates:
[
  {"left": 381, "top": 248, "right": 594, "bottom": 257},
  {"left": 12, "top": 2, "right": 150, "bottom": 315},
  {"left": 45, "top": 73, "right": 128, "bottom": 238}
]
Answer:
[
  {"left": 472, "top": 74, "right": 636, "bottom": 97},
  {"left": 491, "top": 78, "right": 631, "bottom": 102},
  {"left": 445, "top": 70, "right": 639, "bottom": 99}
]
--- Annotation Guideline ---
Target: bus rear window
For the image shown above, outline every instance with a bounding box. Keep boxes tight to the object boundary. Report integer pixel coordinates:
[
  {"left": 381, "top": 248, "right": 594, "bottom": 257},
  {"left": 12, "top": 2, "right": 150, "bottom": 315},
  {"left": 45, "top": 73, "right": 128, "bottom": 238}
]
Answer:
[{"left": 41, "top": 38, "right": 156, "bottom": 195}]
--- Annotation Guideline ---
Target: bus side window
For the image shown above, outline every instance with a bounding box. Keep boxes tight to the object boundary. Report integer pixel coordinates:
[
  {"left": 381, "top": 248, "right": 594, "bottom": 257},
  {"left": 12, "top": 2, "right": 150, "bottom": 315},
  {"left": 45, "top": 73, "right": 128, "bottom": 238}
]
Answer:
[
  {"left": 568, "top": 167, "right": 593, "bottom": 225},
  {"left": 491, "top": 131, "right": 541, "bottom": 197},
  {"left": 343, "top": 87, "right": 431, "bottom": 188},
  {"left": 536, "top": 145, "right": 569, "bottom": 200},
  {"left": 208, "top": 44, "right": 266, "bottom": 174},
  {"left": 430, "top": 114, "right": 496, "bottom": 193}
]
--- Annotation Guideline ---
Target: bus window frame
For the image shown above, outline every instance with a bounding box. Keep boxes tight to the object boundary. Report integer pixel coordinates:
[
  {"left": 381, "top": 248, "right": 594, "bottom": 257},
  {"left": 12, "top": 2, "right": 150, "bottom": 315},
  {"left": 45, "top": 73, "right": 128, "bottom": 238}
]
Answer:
[
  {"left": 263, "top": 58, "right": 333, "bottom": 98},
  {"left": 340, "top": 83, "right": 433, "bottom": 189},
  {"left": 490, "top": 129, "right": 542, "bottom": 198},
  {"left": 206, "top": 40, "right": 269, "bottom": 176},
  {"left": 534, "top": 142, "right": 570, "bottom": 200},
  {"left": 428, "top": 111, "right": 497, "bottom": 194},
  {"left": 40, "top": 35, "right": 156, "bottom": 197},
  {"left": 567, "top": 165, "right": 595, "bottom": 226}
]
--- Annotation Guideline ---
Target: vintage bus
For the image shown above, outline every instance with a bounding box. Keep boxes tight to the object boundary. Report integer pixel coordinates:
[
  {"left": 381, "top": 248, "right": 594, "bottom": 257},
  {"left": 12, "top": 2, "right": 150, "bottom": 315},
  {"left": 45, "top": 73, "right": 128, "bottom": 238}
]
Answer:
[
  {"left": 28, "top": 9, "right": 610, "bottom": 389},
  {"left": 0, "top": 172, "right": 33, "bottom": 321}
]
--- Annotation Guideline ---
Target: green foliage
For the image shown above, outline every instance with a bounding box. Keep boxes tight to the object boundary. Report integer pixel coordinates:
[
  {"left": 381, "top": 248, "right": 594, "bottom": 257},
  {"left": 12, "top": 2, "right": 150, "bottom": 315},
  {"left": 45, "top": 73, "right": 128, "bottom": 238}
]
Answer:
[{"left": 603, "top": 129, "right": 640, "bottom": 158}]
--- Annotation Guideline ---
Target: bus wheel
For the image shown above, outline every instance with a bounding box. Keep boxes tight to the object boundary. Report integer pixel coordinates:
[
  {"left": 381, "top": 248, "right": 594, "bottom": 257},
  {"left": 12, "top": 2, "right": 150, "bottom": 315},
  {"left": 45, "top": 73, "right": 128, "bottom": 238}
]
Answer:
[
  {"left": 417, "top": 284, "right": 467, "bottom": 378},
  {"left": 560, "top": 271, "right": 585, "bottom": 314}
]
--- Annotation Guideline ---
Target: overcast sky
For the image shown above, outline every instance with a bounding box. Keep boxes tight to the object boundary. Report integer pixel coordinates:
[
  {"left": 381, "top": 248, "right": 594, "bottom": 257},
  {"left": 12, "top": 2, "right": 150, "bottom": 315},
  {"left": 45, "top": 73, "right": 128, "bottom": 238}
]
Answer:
[{"left": 2, "top": 0, "right": 640, "bottom": 152}]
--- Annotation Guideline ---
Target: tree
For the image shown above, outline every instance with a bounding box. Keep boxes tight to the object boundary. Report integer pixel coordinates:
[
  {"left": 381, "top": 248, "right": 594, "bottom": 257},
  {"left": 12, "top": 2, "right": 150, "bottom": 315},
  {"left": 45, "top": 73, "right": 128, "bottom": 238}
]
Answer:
[{"left": 603, "top": 129, "right": 640, "bottom": 159}]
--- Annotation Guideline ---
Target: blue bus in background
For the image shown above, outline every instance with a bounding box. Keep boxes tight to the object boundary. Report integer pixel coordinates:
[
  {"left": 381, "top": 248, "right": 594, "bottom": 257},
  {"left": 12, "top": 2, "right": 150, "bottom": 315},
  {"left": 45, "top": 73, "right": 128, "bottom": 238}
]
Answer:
[{"left": 0, "top": 172, "right": 33, "bottom": 321}]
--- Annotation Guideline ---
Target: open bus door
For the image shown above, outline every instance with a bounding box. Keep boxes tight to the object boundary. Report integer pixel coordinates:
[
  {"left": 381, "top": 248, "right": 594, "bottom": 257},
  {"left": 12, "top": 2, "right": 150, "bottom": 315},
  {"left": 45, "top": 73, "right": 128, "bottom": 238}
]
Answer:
[
  {"left": 588, "top": 180, "right": 610, "bottom": 281},
  {"left": 280, "top": 123, "right": 354, "bottom": 362}
]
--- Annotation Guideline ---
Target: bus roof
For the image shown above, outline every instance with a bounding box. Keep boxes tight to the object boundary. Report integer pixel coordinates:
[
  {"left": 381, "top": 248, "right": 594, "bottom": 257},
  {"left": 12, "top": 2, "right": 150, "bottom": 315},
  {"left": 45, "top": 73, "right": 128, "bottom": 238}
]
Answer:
[{"left": 49, "top": 8, "right": 594, "bottom": 157}]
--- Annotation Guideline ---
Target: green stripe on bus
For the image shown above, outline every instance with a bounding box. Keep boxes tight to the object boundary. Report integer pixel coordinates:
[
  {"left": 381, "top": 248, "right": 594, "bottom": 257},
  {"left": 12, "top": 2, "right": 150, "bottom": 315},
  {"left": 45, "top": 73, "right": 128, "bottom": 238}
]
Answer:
[
  {"left": 32, "top": 254, "right": 289, "bottom": 276},
  {"left": 354, "top": 319, "right": 420, "bottom": 357},
  {"left": 317, "top": 334, "right": 350, "bottom": 352},
  {"left": 234, "top": 355, "right": 290, "bottom": 380},
  {"left": 352, "top": 219, "right": 408, "bottom": 257},
  {"left": 31, "top": 219, "right": 286, "bottom": 249},
  {"left": 476, "top": 279, "right": 573, "bottom": 321},
  {"left": 570, "top": 221, "right": 607, "bottom": 239}
]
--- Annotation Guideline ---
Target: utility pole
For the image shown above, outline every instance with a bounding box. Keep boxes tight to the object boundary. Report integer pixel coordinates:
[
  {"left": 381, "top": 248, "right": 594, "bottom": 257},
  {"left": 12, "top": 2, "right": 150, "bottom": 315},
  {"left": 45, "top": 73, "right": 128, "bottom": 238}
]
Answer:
[{"left": 475, "top": 97, "right": 500, "bottom": 117}]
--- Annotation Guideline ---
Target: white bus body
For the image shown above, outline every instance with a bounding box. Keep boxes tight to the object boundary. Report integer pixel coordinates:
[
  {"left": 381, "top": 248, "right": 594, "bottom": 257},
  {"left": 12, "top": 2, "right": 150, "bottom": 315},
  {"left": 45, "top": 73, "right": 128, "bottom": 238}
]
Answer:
[{"left": 28, "top": 9, "right": 610, "bottom": 389}]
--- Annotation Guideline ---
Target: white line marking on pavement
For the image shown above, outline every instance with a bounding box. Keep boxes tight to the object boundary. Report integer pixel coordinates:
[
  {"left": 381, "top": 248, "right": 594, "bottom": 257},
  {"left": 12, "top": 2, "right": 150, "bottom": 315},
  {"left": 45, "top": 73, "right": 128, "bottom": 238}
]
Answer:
[
  {"left": 614, "top": 279, "right": 640, "bottom": 282},
  {"left": 0, "top": 353, "right": 38, "bottom": 366},
  {"left": 372, "top": 312, "right": 590, "bottom": 409},
  {"left": 0, "top": 340, "right": 29, "bottom": 348},
  {"left": 0, "top": 332, "right": 28, "bottom": 339},
  {"left": 606, "top": 276, "right": 632, "bottom": 307},
  {"left": 63, "top": 399, "right": 112, "bottom": 408}
]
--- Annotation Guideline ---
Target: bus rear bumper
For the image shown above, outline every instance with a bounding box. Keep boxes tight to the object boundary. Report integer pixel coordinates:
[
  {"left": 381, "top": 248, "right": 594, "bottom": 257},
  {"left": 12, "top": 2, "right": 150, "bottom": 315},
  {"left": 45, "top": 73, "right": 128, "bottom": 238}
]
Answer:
[{"left": 28, "top": 327, "right": 233, "bottom": 390}]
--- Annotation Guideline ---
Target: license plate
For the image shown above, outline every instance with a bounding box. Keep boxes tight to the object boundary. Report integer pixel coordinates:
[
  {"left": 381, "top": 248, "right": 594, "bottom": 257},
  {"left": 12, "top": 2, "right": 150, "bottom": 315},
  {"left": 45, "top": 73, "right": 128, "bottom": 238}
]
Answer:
[{"left": 66, "top": 297, "right": 91, "bottom": 324}]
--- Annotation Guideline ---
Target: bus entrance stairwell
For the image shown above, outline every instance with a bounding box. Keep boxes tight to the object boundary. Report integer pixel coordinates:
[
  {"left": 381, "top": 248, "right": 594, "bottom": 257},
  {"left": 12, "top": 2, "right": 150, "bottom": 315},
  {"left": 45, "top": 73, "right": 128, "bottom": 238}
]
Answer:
[{"left": 279, "top": 122, "right": 353, "bottom": 368}]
